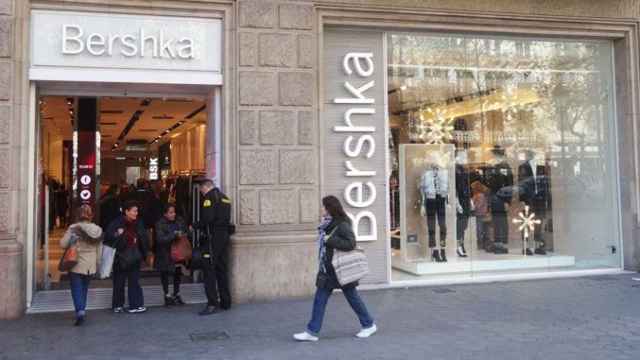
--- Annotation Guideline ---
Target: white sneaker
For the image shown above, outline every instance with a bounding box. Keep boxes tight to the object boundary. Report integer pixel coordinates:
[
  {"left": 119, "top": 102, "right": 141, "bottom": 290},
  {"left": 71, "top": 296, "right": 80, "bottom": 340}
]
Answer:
[
  {"left": 127, "top": 306, "right": 147, "bottom": 314},
  {"left": 356, "top": 324, "right": 377, "bottom": 338},
  {"left": 293, "top": 331, "right": 319, "bottom": 342}
]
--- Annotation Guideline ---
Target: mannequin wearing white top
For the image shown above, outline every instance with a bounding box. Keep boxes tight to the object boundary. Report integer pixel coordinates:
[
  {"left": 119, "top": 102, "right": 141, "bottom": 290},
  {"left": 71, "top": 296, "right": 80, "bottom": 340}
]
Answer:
[{"left": 420, "top": 164, "right": 448, "bottom": 262}]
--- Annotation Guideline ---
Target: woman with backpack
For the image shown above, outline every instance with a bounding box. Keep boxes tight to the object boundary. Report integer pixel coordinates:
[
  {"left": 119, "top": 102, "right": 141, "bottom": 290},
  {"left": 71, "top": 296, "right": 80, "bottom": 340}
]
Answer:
[
  {"left": 59, "top": 204, "right": 103, "bottom": 326},
  {"left": 293, "top": 195, "right": 377, "bottom": 342},
  {"left": 104, "top": 201, "right": 149, "bottom": 314}
]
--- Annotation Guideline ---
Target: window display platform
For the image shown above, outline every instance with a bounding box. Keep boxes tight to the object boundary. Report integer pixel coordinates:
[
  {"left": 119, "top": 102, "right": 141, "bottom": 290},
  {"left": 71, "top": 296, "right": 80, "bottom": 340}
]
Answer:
[{"left": 391, "top": 250, "right": 575, "bottom": 276}]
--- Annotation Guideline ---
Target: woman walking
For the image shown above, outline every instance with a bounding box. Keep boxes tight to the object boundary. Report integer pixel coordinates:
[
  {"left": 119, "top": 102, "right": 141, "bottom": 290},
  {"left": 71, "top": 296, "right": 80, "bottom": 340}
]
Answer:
[
  {"left": 294, "top": 196, "right": 377, "bottom": 342},
  {"left": 105, "top": 201, "right": 149, "bottom": 314},
  {"left": 60, "top": 205, "right": 103, "bottom": 326},
  {"left": 155, "top": 204, "right": 189, "bottom": 306}
]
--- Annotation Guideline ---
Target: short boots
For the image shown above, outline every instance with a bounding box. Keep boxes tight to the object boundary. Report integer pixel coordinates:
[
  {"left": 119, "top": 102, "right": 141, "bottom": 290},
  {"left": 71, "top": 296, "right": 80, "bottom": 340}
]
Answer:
[
  {"left": 431, "top": 249, "right": 448, "bottom": 262},
  {"left": 173, "top": 294, "right": 185, "bottom": 306},
  {"left": 440, "top": 249, "right": 448, "bottom": 262},
  {"left": 164, "top": 294, "right": 175, "bottom": 307},
  {"left": 457, "top": 245, "right": 468, "bottom": 258},
  {"left": 431, "top": 249, "right": 442, "bottom": 262}
]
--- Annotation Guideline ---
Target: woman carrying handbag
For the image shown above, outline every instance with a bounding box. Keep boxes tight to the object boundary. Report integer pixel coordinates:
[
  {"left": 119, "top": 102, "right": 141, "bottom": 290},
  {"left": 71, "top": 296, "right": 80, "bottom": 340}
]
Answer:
[
  {"left": 293, "top": 196, "right": 377, "bottom": 342},
  {"left": 59, "top": 205, "right": 103, "bottom": 326},
  {"left": 104, "top": 201, "right": 149, "bottom": 314},
  {"left": 154, "top": 204, "right": 190, "bottom": 306}
]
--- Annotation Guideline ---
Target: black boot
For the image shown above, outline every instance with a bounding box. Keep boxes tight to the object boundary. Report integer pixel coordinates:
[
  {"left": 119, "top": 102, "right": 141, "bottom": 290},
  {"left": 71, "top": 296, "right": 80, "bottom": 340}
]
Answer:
[
  {"left": 440, "top": 249, "right": 448, "bottom": 262},
  {"left": 173, "top": 294, "right": 185, "bottom": 306},
  {"left": 164, "top": 295, "right": 175, "bottom": 307},
  {"left": 431, "top": 249, "right": 442, "bottom": 262},
  {"left": 199, "top": 305, "right": 219, "bottom": 316}
]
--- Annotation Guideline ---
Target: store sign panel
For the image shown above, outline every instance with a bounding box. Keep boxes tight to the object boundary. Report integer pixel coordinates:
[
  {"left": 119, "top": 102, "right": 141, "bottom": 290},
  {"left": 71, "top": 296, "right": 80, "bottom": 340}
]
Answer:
[
  {"left": 149, "top": 157, "right": 159, "bottom": 180},
  {"left": 76, "top": 132, "right": 97, "bottom": 208},
  {"left": 323, "top": 29, "right": 386, "bottom": 244},
  {"left": 29, "top": 10, "right": 222, "bottom": 85}
]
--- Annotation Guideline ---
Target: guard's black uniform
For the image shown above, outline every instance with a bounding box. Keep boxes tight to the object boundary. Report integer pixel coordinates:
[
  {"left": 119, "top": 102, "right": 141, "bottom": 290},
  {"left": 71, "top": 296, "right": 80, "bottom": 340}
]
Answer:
[{"left": 199, "top": 188, "right": 232, "bottom": 309}]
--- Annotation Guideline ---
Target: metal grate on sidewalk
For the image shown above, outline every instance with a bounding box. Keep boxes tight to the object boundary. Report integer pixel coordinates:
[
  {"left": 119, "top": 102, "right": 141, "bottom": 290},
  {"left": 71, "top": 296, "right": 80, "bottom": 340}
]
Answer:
[{"left": 27, "top": 283, "right": 207, "bottom": 314}]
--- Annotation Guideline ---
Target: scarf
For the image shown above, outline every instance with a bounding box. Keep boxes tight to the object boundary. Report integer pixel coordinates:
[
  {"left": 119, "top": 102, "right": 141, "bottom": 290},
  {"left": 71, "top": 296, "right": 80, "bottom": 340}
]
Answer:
[
  {"left": 124, "top": 219, "right": 138, "bottom": 248},
  {"left": 317, "top": 216, "right": 333, "bottom": 273}
]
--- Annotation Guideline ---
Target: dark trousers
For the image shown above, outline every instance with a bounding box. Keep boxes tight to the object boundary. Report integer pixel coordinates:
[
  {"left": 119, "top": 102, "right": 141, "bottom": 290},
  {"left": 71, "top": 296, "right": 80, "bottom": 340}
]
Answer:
[
  {"left": 307, "top": 286, "right": 374, "bottom": 335},
  {"left": 456, "top": 214, "right": 469, "bottom": 247},
  {"left": 203, "top": 249, "right": 231, "bottom": 308},
  {"left": 523, "top": 205, "right": 546, "bottom": 246},
  {"left": 160, "top": 267, "right": 183, "bottom": 296},
  {"left": 426, "top": 196, "right": 447, "bottom": 248},
  {"left": 69, "top": 272, "right": 91, "bottom": 316},
  {"left": 492, "top": 212, "right": 509, "bottom": 245},
  {"left": 476, "top": 217, "right": 491, "bottom": 249},
  {"left": 112, "top": 266, "right": 144, "bottom": 309}
]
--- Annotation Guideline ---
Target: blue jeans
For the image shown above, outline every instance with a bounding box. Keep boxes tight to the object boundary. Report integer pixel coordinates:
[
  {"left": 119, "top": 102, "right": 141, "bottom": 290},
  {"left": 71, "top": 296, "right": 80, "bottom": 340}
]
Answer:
[
  {"left": 307, "top": 286, "right": 374, "bottom": 335},
  {"left": 69, "top": 272, "right": 91, "bottom": 316}
]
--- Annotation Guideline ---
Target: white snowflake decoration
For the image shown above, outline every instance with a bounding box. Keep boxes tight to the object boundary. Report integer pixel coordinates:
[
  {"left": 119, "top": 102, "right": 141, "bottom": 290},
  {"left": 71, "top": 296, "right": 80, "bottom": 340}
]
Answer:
[
  {"left": 421, "top": 108, "right": 454, "bottom": 144},
  {"left": 512, "top": 205, "right": 541, "bottom": 253}
]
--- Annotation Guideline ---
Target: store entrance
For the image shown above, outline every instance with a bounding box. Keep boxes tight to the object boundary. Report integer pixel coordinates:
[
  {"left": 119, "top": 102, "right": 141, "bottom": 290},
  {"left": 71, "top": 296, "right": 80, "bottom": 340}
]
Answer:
[{"left": 36, "top": 94, "right": 210, "bottom": 292}]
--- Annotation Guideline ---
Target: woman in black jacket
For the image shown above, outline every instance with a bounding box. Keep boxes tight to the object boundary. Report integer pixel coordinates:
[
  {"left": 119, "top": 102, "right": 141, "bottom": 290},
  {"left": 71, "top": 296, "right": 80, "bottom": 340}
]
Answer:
[
  {"left": 104, "top": 201, "right": 149, "bottom": 314},
  {"left": 155, "top": 204, "right": 189, "bottom": 306},
  {"left": 294, "top": 196, "right": 377, "bottom": 342}
]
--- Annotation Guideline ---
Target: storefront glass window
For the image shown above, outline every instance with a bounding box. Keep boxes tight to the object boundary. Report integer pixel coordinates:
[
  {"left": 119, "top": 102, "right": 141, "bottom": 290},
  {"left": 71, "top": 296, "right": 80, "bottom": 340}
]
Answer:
[{"left": 388, "top": 32, "right": 620, "bottom": 279}]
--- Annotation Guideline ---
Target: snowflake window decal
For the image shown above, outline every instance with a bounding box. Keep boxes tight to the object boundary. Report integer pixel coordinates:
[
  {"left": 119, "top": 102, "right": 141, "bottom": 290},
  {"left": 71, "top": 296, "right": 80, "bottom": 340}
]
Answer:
[
  {"left": 512, "top": 205, "right": 541, "bottom": 255},
  {"left": 420, "top": 108, "right": 455, "bottom": 144}
]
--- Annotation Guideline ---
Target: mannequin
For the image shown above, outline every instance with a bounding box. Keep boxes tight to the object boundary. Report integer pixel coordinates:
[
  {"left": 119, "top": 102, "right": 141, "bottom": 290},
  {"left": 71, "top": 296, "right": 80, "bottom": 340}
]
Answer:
[
  {"left": 455, "top": 150, "right": 472, "bottom": 257},
  {"left": 419, "top": 161, "right": 449, "bottom": 262},
  {"left": 485, "top": 146, "right": 514, "bottom": 254},
  {"left": 517, "top": 149, "right": 551, "bottom": 255}
]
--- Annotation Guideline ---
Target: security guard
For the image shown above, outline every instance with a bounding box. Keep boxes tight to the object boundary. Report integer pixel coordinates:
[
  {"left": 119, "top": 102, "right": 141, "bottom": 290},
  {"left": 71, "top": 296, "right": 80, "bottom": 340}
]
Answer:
[{"left": 196, "top": 179, "right": 232, "bottom": 316}]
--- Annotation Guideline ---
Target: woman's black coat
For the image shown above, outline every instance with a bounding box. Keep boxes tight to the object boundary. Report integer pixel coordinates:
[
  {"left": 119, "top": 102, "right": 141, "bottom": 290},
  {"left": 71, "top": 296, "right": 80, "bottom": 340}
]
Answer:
[
  {"left": 316, "top": 219, "right": 358, "bottom": 290},
  {"left": 154, "top": 216, "right": 188, "bottom": 272},
  {"left": 104, "top": 216, "right": 149, "bottom": 270}
]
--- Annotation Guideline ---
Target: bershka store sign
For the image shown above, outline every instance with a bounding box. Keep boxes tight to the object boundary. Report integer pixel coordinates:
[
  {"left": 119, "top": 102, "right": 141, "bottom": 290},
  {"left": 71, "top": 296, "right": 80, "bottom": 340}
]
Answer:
[
  {"left": 323, "top": 28, "right": 388, "bottom": 283},
  {"left": 29, "top": 10, "right": 222, "bottom": 85},
  {"left": 323, "top": 28, "right": 387, "bottom": 282},
  {"left": 61, "top": 25, "right": 196, "bottom": 59}
]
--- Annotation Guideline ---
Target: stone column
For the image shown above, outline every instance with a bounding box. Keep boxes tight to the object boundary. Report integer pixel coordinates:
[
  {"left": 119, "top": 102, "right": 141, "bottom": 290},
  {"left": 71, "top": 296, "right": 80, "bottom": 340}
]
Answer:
[
  {"left": 0, "top": 0, "right": 24, "bottom": 319},
  {"left": 233, "top": 0, "right": 319, "bottom": 302}
]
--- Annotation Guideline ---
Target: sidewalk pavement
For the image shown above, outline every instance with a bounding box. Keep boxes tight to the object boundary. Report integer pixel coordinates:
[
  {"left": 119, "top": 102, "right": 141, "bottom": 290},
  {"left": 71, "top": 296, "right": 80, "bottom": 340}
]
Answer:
[{"left": 2, "top": 274, "right": 640, "bottom": 360}]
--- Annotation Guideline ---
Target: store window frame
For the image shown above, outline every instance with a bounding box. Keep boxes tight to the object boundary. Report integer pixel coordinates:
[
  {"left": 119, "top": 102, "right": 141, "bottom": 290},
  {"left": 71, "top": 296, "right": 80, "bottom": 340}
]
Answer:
[{"left": 318, "top": 8, "right": 640, "bottom": 282}]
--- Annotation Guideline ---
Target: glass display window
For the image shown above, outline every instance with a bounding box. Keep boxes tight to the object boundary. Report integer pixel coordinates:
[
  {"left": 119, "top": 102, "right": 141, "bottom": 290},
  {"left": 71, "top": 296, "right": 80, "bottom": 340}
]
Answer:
[{"left": 388, "top": 32, "right": 621, "bottom": 279}]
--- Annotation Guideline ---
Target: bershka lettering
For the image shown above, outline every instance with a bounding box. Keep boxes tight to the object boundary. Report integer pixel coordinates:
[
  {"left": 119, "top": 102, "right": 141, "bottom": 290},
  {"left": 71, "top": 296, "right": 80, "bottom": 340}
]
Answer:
[
  {"left": 333, "top": 52, "right": 378, "bottom": 242},
  {"left": 61, "top": 24, "right": 195, "bottom": 59}
]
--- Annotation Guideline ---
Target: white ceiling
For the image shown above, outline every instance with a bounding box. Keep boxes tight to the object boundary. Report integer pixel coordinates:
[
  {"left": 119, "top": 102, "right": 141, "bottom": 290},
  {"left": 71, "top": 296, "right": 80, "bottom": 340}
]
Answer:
[{"left": 39, "top": 96, "right": 207, "bottom": 153}]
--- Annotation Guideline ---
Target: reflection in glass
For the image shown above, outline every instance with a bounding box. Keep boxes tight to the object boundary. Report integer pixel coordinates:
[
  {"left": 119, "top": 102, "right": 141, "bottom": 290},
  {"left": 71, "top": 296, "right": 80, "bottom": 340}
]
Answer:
[{"left": 388, "top": 32, "right": 620, "bottom": 279}]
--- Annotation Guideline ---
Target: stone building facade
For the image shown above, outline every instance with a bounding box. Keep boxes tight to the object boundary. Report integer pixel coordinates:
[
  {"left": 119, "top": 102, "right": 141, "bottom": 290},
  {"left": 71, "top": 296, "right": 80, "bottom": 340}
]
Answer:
[{"left": 2, "top": 0, "right": 640, "bottom": 319}]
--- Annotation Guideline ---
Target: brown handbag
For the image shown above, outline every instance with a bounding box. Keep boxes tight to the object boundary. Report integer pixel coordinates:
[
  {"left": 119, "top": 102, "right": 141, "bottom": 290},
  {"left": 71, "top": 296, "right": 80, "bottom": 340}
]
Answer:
[
  {"left": 58, "top": 243, "right": 79, "bottom": 272},
  {"left": 171, "top": 235, "right": 192, "bottom": 263}
]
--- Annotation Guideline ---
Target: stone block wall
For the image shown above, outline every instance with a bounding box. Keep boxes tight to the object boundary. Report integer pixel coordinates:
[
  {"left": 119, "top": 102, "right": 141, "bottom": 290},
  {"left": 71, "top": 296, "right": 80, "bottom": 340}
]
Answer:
[
  {"left": 231, "top": 0, "right": 319, "bottom": 303},
  {"left": 0, "top": 0, "right": 23, "bottom": 320},
  {"left": 236, "top": 0, "right": 318, "bottom": 229}
]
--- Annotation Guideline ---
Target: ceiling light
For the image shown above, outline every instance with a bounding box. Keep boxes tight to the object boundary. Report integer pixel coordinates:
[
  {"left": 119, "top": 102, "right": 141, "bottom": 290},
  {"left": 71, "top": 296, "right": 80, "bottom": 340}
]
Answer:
[{"left": 400, "top": 85, "right": 407, "bottom": 91}]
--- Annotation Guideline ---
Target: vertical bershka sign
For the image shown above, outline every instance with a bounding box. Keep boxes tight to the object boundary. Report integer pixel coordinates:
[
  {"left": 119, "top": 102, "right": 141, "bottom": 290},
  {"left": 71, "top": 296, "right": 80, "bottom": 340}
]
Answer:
[{"left": 323, "top": 29, "right": 387, "bottom": 283}]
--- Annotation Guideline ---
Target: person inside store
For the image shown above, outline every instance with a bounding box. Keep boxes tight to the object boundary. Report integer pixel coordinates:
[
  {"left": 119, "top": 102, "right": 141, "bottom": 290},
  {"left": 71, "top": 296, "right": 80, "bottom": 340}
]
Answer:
[
  {"left": 293, "top": 195, "right": 377, "bottom": 342},
  {"left": 99, "top": 184, "right": 121, "bottom": 230},
  {"left": 155, "top": 203, "right": 189, "bottom": 306},
  {"left": 104, "top": 201, "right": 149, "bottom": 314},
  {"left": 194, "top": 179, "right": 232, "bottom": 316},
  {"left": 59, "top": 204, "right": 103, "bottom": 326},
  {"left": 485, "top": 145, "right": 514, "bottom": 254}
]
